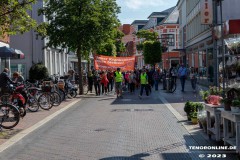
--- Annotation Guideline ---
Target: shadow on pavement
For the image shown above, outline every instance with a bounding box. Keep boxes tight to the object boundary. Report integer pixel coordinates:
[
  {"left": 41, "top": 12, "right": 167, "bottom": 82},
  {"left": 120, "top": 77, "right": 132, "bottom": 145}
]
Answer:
[
  {"left": 110, "top": 91, "right": 163, "bottom": 105},
  {"left": 99, "top": 153, "right": 150, "bottom": 160},
  {"left": 182, "top": 131, "right": 239, "bottom": 160}
]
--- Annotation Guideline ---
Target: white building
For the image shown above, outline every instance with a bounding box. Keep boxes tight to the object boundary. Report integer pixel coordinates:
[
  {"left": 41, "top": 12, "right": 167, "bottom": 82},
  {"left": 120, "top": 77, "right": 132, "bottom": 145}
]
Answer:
[{"left": 9, "top": 0, "right": 69, "bottom": 79}]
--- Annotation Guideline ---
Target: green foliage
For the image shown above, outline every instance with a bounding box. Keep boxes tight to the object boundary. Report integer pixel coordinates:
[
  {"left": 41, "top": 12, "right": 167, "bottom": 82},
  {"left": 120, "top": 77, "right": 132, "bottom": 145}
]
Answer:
[
  {"left": 209, "top": 86, "right": 223, "bottom": 95},
  {"left": 184, "top": 101, "right": 192, "bottom": 114},
  {"left": 97, "top": 42, "right": 116, "bottom": 56},
  {"left": 29, "top": 63, "right": 49, "bottom": 80},
  {"left": 232, "top": 99, "right": 240, "bottom": 107},
  {"left": 136, "top": 43, "right": 144, "bottom": 51},
  {"left": 221, "top": 98, "right": 232, "bottom": 105},
  {"left": 37, "top": 0, "right": 120, "bottom": 51},
  {"left": 184, "top": 101, "right": 203, "bottom": 114},
  {"left": 37, "top": 0, "right": 120, "bottom": 94},
  {"left": 136, "top": 30, "right": 158, "bottom": 41},
  {"left": 199, "top": 90, "right": 210, "bottom": 101},
  {"left": 190, "top": 111, "right": 198, "bottom": 118},
  {"left": 97, "top": 28, "right": 125, "bottom": 56},
  {"left": 143, "top": 41, "right": 162, "bottom": 65},
  {"left": 0, "top": 0, "right": 37, "bottom": 36}
]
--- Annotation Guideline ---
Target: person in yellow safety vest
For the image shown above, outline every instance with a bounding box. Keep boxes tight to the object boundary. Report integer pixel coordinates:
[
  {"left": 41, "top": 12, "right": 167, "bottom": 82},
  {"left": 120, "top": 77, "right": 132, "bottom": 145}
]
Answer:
[
  {"left": 139, "top": 69, "right": 149, "bottom": 99},
  {"left": 114, "top": 68, "right": 123, "bottom": 98}
]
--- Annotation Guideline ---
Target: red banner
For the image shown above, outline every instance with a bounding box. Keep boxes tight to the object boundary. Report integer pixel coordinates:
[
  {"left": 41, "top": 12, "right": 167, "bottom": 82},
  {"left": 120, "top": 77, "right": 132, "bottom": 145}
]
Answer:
[{"left": 94, "top": 55, "right": 135, "bottom": 71}]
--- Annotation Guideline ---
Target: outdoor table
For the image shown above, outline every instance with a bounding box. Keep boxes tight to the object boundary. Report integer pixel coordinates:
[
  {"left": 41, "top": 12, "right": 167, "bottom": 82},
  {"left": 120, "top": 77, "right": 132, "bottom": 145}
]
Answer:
[
  {"left": 205, "top": 103, "right": 223, "bottom": 141},
  {"left": 221, "top": 109, "right": 240, "bottom": 153}
]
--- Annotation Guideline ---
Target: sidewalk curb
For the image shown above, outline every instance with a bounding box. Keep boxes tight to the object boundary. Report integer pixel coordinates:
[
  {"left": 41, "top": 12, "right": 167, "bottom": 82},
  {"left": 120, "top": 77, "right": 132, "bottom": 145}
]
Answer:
[{"left": 0, "top": 99, "right": 81, "bottom": 153}]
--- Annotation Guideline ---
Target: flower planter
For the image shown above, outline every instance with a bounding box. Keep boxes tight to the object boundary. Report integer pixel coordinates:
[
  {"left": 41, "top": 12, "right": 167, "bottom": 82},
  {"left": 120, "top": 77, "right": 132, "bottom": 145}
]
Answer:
[
  {"left": 191, "top": 117, "right": 198, "bottom": 124},
  {"left": 207, "top": 95, "right": 222, "bottom": 105},
  {"left": 231, "top": 106, "right": 239, "bottom": 113}
]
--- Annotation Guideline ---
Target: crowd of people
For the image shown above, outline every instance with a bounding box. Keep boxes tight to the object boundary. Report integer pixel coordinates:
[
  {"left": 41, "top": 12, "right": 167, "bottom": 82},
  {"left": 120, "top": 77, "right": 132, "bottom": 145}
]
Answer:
[
  {"left": 0, "top": 64, "right": 199, "bottom": 98},
  {"left": 0, "top": 68, "right": 25, "bottom": 95},
  {"left": 84, "top": 67, "right": 161, "bottom": 98},
  {"left": 84, "top": 63, "right": 199, "bottom": 98}
]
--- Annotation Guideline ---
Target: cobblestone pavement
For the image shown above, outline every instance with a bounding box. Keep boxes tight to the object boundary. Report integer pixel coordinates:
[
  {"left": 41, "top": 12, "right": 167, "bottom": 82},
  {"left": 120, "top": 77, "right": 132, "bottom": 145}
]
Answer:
[
  {"left": 0, "top": 85, "right": 238, "bottom": 160},
  {"left": 0, "top": 98, "right": 79, "bottom": 145}
]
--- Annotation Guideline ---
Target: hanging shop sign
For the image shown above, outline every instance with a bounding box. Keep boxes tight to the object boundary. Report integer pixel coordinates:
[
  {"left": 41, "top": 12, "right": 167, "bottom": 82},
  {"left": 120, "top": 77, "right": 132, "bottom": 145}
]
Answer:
[
  {"left": 201, "top": 0, "right": 213, "bottom": 25},
  {"left": 224, "top": 19, "right": 240, "bottom": 36}
]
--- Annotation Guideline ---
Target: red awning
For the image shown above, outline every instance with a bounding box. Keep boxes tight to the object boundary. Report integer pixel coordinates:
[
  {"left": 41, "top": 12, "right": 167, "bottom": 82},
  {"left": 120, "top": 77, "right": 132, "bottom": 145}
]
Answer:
[{"left": 14, "top": 49, "right": 25, "bottom": 59}]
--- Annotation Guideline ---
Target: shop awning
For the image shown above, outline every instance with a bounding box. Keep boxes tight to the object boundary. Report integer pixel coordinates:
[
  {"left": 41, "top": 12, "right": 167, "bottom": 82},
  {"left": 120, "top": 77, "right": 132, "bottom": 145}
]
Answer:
[
  {"left": 0, "top": 46, "right": 24, "bottom": 59},
  {"left": 14, "top": 49, "right": 25, "bottom": 59}
]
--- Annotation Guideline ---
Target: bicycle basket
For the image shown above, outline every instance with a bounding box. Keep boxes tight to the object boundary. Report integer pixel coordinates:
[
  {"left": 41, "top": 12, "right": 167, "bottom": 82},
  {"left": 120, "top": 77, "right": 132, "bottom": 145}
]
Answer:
[
  {"left": 57, "top": 81, "right": 65, "bottom": 90},
  {"left": 41, "top": 86, "right": 52, "bottom": 92},
  {"left": 42, "top": 81, "right": 53, "bottom": 92}
]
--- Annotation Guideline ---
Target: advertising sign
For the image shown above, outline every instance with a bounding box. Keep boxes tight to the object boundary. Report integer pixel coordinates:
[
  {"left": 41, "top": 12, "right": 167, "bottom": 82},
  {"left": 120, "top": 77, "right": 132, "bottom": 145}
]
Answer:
[{"left": 201, "top": 0, "right": 213, "bottom": 24}]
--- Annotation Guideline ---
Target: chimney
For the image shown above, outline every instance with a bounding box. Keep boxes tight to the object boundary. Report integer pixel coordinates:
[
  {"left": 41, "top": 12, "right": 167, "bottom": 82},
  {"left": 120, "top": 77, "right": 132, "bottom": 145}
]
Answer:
[{"left": 122, "top": 24, "right": 131, "bottom": 35}]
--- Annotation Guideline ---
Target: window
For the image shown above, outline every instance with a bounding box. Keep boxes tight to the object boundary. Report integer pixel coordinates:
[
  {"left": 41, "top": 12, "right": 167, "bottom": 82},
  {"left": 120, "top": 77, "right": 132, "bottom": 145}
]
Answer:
[{"left": 160, "top": 34, "right": 175, "bottom": 46}]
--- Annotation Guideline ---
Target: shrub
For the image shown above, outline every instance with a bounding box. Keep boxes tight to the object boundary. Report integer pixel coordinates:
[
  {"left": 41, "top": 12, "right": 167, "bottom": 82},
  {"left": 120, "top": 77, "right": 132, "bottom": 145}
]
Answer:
[
  {"left": 29, "top": 63, "right": 49, "bottom": 80},
  {"left": 190, "top": 112, "right": 198, "bottom": 118},
  {"left": 232, "top": 99, "right": 240, "bottom": 107}
]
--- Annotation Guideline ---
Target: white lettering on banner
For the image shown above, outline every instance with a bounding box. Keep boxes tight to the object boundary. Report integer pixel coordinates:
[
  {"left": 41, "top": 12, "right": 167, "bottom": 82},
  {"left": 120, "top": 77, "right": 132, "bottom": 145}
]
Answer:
[{"left": 201, "top": 0, "right": 213, "bottom": 24}]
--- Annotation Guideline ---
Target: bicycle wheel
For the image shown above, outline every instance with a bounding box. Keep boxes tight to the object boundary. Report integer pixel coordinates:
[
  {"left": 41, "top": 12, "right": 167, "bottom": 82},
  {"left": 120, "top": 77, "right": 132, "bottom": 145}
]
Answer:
[
  {"left": 27, "top": 95, "right": 39, "bottom": 112},
  {"left": 169, "top": 81, "right": 176, "bottom": 93},
  {"left": 58, "top": 89, "right": 66, "bottom": 101},
  {"left": 70, "top": 90, "right": 77, "bottom": 98},
  {"left": 0, "top": 104, "right": 20, "bottom": 129},
  {"left": 38, "top": 93, "right": 53, "bottom": 110},
  {"left": 51, "top": 91, "right": 61, "bottom": 106}
]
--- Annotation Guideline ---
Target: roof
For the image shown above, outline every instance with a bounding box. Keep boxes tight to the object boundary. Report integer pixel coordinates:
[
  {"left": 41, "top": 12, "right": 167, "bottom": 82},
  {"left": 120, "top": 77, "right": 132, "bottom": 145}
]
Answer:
[
  {"left": 131, "top": 20, "right": 149, "bottom": 25},
  {"left": 147, "top": 6, "right": 175, "bottom": 18},
  {"left": 158, "top": 7, "right": 179, "bottom": 25}
]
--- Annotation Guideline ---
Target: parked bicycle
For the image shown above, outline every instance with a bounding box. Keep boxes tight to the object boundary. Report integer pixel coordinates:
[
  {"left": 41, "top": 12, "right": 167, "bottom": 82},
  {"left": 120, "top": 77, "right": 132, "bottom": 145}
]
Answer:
[
  {"left": 0, "top": 93, "right": 20, "bottom": 129},
  {"left": 166, "top": 77, "right": 177, "bottom": 93}
]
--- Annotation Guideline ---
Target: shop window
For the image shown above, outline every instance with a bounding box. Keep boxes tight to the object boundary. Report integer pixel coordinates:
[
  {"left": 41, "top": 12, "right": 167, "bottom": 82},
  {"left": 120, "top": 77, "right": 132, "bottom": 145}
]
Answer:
[{"left": 10, "top": 64, "right": 26, "bottom": 78}]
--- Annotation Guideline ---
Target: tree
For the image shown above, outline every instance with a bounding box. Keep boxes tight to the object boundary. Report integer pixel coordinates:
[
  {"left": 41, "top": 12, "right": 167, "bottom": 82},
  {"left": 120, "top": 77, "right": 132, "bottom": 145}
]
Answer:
[
  {"left": 38, "top": 0, "right": 120, "bottom": 94},
  {"left": 143, "top": 41, "right": 162, "bottom": 66},
  {"left": 96, "top": 28, "right": 125, "bottom": 56},
  {"left": 136, "top": 30, "right": 158, "bottom": 41},
  {"left": 0, "top": 0, "right": 37, "bottom": 36}
]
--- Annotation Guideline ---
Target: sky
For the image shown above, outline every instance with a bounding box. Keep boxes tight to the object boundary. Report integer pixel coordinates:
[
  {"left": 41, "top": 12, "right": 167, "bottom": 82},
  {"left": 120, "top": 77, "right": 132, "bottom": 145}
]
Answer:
[{"left": 116, "top": 0, "right": 179, "bottom": 24}]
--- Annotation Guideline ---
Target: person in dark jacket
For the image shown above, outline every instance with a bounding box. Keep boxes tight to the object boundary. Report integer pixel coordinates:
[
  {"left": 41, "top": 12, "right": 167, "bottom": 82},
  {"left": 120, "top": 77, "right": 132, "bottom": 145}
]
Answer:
[
  {"left": 92, "top": 71, "right": 101, "bottom": 96},
  {"left": 0, "top": 68, "right": 15, "bottom": 95}
]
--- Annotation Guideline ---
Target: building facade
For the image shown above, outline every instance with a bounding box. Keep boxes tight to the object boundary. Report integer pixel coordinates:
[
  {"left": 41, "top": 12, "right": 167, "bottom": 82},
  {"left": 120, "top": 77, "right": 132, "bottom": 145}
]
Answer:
[
  {"left": 131, "top": 20, "right": 148, "bottom": 69},
  {"left": 177, "top": 0, "right": 240, "bottom": 85},
  {"left": 156, "top": 7, "right": 180, "bottom": 69},
  {"left": 10, "top": 0, "right": 69, "bottom": 79}
]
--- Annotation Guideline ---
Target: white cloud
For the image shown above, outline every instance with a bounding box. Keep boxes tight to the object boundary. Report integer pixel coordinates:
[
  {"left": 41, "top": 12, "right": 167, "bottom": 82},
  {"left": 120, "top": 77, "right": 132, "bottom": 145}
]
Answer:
[{"left": 123, "top": 0, "right": 167, "bottom": 10}]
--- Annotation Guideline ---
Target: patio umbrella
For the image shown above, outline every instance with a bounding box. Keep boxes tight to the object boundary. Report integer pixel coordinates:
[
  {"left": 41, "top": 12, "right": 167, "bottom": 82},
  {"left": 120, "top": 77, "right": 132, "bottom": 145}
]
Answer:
[
  {"left": 0, "top": 46, "right": 17, "bottom": 58},
  {"left": 0, "top": 46, "right": 18, "bottom": 69}
]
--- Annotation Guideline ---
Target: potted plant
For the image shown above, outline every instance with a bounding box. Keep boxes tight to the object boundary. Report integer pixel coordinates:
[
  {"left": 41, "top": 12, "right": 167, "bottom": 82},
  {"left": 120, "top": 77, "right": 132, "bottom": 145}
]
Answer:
[
  {"left": 199, "top": 90, "right": 210, "bottom": 103},
  {"left": 221, "top": 98, "right": 232, "bottom": 111},
  {"left": 231, "top": 99, "right": 240, "bottom": 113},
  {"left": 190, "top": 111, "right": 198, "bottom": 124},
  {"left": 184, "top": 101, "right": 192, "bottom": 120}
]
